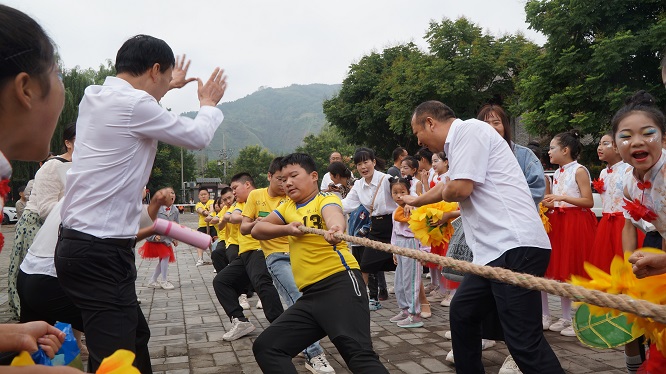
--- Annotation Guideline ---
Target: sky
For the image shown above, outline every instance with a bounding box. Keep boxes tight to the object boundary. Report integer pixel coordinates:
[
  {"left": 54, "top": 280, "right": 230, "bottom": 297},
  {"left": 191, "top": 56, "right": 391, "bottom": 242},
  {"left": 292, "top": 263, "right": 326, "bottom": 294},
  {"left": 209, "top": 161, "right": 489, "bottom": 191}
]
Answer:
[{"left": 7, "top": 0, "right": 546, "bottom": 115}]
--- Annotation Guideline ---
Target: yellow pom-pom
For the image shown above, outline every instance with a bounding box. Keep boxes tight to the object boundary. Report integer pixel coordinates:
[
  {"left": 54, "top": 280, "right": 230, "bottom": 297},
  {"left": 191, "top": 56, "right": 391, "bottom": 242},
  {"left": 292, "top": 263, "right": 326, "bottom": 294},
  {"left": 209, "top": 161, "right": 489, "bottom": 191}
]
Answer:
[
  {"left": 408, "top": 202, "right": 458, "bottom": 246},
  {"left": 96, "top": 349, "right": 140, "bottom": 374}
]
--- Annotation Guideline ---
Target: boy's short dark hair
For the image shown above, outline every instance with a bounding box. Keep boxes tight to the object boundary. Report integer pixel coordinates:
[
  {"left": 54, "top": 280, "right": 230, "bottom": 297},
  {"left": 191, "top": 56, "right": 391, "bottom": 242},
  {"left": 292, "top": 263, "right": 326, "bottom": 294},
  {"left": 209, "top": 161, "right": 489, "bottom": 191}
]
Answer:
[
  {"left": 280, "top": 153, "right": 317, "bottom": 174},
  {"left": 198, "top": 187, "right": 209, "bottom": 193},
  {"left": 18, "top": 185, "right": 26, "bottom": 193},
  {"left": 391, "top": 147, "right": 406, "bottom": 162},
  {"left": 268, "top": 157, "right": 284, "bottom": 175},
  {"left": 230, "top": 172, "right": 255, "bottom": 187},
  {"left": 115, "top": 35, "right": 175, "bottom": 76},
  {"left": 219, "top": 186, "right": 232, "bottom": 195},
  {"left": 327, "top": 162, "right": 351, "bottom": 178}
]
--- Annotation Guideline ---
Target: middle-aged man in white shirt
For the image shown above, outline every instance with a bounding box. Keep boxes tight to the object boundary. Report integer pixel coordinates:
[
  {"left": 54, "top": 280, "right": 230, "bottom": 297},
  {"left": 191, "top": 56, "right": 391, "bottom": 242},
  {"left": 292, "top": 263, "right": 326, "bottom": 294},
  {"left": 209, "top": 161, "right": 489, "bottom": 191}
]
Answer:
[
  {"left": 55, "top": 35, "right": 227, "bottom": 373},
  {"left": 319, "top": 151, "right": 343, "bottom": 191},
  {"left": 409, "top": 100, "right": 563, "bottom": 374}
]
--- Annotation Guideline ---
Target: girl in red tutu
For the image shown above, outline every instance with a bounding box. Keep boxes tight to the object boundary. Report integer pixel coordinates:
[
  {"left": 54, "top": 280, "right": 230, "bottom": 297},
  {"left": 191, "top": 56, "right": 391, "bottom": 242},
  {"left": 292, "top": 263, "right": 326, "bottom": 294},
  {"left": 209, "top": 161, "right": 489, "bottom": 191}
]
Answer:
[
  {"left": 542, "top": 130, "right": 597, "bottom": 336},
  {"left": 139, "top": 187, "right": 179, "bottom": 290},
  {"left": 589, "top": 133, "right": 633, "bottom": 272}
]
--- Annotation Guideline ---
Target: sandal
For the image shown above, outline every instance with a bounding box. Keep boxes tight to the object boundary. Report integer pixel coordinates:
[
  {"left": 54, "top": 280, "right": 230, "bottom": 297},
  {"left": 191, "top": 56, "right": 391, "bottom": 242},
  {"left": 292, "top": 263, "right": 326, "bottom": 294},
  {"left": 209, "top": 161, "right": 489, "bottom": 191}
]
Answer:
[{"left": 421, "top": 303, "right": 432, "bottom": 318}]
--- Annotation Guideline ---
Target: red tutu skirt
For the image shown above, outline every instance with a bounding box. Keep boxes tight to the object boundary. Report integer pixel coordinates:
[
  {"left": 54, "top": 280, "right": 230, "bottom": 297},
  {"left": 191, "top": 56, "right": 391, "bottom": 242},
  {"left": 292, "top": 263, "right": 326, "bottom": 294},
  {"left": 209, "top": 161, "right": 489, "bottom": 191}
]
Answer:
[
  {"left": 545, "top": 207, "right": 597, "bottom": 281},
  {"left": 639, "top": 344, "right": 666, "bottom": 374},
  {"left": 138, "top": 242, "right": 175, "bottom": 262}
]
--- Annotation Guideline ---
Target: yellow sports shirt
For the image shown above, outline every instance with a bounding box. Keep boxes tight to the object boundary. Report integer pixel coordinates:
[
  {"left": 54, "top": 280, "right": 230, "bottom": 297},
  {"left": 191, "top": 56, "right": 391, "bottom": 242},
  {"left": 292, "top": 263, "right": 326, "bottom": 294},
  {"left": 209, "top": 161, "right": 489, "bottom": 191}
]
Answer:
[
  {"left": 195, "top": 200, "right": 214, "bottom": 228},
  {"left": 225, "top": 203, "right": 240, "bottom": 246},
  {"left": 233, "top": 201, "right": 261, "bottom": 254},
  {"left": 217, "top": 205, "right": 228, "bottom": 242},
  {"left": 274, "top": 192, "right": 359, "bottom": 290},
  {"left": 242, "top": 188, "right": 290, "bottom": 257}
]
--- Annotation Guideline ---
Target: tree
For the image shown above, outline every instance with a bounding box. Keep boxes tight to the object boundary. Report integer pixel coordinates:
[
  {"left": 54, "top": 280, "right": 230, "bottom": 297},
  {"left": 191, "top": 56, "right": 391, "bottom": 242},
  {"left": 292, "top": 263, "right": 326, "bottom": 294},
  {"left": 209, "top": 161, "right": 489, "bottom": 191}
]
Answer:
[
  {"left": 295, "top": 125, "right": 357, "bottom": 184},
  {"left": 226, "top": 145, "right": 275, "bottom": 188},
  {"left": 324, "top": 17, "right": 538, "bottom": 158},
  {"left": 147, "top": 143, "right": 196, "bottom": 204},
  {"left": 513, "top": 0, "right": 666, "bottom": 138},
  {"left": 8, "top": 61, "right": 116, "bottom": 202}
]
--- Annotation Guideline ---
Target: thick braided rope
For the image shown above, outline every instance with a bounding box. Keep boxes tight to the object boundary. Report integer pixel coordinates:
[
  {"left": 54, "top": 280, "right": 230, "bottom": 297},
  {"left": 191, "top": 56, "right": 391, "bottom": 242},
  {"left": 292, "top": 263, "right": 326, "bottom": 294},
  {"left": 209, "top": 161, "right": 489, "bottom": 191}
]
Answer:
[{"left": 299, "top": 226, "right": 666, "bottom": 325}]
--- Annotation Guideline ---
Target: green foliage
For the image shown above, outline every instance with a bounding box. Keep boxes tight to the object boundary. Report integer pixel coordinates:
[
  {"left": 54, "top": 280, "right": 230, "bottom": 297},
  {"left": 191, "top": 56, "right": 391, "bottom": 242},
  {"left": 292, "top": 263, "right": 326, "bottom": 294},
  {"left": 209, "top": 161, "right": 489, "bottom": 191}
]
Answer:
[
  {"left": 295, "top": 125, "right": 357, "bottom": 184},
  {"left": 324, "top": 17, "right": 538, "bottom": 158},
  {"left": 8, "top": 61, "right": 116, "bottom": 201},
  {"left": 148, "top": 143, "right": 196, "bottom": 203},
  {"left": 226, "top": 145, "right": 276, "bottom": 189},
  {"left": 514, "top": 0, "right": 666, "bottom": 138}
]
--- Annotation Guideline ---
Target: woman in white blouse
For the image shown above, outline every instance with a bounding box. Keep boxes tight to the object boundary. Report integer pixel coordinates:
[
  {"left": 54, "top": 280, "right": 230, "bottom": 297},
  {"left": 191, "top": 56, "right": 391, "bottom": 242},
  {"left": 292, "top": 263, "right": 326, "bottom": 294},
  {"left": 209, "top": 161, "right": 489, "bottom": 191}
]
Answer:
[
  {"left": 8, "top": 122, "right": 75, "bottom": 320},
  {"left": 342, "top": 147, "right": 398, "bottom": 310}
]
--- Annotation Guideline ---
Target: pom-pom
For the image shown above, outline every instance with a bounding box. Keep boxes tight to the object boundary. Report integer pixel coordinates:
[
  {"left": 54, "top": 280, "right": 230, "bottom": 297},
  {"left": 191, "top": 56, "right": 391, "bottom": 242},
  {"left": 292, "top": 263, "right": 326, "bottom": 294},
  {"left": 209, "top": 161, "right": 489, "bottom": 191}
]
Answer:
[
  {"left": 623, "top": 199, "right": 657, "bottom": 222},
  {"left": 592, "top": 178, "right": 606, "bottom": 193},
  {"left": 408, "top": 202, "right": 458, "bottom": 246}
]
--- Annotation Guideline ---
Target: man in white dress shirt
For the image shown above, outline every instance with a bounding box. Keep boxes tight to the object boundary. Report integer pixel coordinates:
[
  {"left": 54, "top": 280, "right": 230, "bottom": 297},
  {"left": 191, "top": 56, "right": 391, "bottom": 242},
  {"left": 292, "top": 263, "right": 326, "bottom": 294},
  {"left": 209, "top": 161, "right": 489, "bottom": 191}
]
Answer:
[
  {"left": 319, "top": 151, "right": 342, "bottom": 191},
  {"left": 55, "top": 35, "right": 227, "bottom": 373},
  {"left": 410, "top": 101, "right": 563, "bottom": 374}
]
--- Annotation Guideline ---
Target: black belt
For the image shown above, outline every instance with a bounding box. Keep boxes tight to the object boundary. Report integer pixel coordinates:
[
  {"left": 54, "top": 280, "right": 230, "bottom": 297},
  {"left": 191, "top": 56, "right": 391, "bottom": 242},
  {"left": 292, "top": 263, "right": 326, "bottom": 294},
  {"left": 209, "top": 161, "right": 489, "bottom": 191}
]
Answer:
[
  {"left": 371, "top": 214, "right": 392, "bottom": 221},
  {"left": 59, "top": 226, "right": 136, "bottom": 249}
]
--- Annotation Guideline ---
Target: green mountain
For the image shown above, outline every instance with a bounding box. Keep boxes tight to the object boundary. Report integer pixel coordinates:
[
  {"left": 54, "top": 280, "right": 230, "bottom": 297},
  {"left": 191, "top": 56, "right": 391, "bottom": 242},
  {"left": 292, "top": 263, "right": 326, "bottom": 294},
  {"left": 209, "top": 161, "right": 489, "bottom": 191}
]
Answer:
[{"left": 183, "top": 83, "right": 341, "bottom": 159}]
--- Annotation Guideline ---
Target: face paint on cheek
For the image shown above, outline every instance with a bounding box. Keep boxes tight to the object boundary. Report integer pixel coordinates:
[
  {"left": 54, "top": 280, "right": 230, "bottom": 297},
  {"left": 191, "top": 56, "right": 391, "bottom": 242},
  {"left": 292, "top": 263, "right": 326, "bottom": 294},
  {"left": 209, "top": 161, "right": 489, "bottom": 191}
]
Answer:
[
  {"left": 645, "top": 134, "right": 660, "bottom": 143},
  {"left": 621, "top": 140, "right": 630, "bottom": 146}
]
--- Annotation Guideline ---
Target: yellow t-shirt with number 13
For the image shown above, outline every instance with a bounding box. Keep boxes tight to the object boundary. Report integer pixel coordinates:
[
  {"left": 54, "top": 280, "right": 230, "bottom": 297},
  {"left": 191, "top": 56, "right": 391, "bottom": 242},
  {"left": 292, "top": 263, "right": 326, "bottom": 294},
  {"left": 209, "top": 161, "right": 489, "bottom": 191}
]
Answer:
[{"left": 274, "top": 192, "right": 358, "bottom": 290}]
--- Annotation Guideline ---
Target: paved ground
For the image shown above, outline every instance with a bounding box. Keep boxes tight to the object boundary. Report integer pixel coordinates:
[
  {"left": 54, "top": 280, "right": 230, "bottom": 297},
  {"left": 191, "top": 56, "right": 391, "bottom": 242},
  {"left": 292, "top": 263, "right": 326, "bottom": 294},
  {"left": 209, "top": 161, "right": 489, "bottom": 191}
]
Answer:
[{"left": 0, "top": 214, "right": 627, "bottom": 373}]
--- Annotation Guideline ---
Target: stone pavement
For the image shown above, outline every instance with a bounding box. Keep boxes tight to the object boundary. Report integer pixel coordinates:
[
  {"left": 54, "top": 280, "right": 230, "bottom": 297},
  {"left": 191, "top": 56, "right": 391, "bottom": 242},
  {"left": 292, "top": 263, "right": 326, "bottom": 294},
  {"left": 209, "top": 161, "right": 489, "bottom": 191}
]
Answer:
[{"left": 0, "top": 214, "right": 627, "bottom": 373}]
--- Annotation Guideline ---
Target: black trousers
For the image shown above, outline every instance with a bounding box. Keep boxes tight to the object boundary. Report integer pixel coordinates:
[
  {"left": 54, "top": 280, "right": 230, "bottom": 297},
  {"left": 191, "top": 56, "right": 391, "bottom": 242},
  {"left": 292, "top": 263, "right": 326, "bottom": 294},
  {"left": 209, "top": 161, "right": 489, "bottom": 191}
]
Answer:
[
  {"left": 212, "top": 249, "right": 283, "bottom": 322},
  {"left": 211, "top": 240, "right": 228, "bottom": 272},
  {"left": 55, "top": 229, "right": 151, "bottom": 374},
  {"left": 17, "top": 270, "right": 84, "bottom": 331},
  {"left": 253, "top": 270, "right": 388, "bottom": 373},
  {"left": 450, "top": 247, "right": 563, "bottom": 374}
]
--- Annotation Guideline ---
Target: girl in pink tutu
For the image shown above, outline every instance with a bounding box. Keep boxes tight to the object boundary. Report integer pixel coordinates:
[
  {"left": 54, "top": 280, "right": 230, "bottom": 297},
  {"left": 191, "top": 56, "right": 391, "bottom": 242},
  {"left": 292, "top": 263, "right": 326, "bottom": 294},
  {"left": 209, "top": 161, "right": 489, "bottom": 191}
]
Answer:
[{"left": 139, "top": 187, "right": 179, "bottom": 290}]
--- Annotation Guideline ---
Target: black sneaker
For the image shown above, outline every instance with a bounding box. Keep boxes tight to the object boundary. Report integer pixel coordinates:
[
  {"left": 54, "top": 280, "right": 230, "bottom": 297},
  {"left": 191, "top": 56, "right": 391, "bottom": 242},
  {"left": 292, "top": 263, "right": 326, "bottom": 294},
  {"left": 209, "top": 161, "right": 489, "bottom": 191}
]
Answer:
[{"left": 378, "top": 288, "right": 389, "bottom": 301}]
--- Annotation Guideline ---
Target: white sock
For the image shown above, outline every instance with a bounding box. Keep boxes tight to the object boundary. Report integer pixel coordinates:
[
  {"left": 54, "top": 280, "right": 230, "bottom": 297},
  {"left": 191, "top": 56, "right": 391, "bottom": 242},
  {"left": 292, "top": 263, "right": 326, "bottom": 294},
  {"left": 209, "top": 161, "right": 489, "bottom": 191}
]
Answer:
[
  {"left": 561, "top": 297, "right": 572, "bottom": 321},
  {"left": 541, "top": 292, "right": 550, "bottom": 316}
]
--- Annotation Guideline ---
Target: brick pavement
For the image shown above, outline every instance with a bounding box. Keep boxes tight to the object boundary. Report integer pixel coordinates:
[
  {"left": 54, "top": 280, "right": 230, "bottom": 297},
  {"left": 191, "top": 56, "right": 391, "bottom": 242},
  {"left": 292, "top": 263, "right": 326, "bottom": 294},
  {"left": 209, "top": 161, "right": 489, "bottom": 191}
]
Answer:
[{"left": 0, "top": 214, "right": 627, "bottom": 373}]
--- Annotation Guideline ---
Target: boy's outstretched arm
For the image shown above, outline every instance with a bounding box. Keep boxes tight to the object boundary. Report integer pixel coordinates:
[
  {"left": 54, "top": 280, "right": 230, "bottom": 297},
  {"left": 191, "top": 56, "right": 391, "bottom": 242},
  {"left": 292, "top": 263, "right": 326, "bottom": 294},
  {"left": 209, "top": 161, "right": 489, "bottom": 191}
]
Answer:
[
  {"left": 253, "top": 212, "right": 303, "bottom": 240},
  {"left": 321, "top": 204, "right": 346, "bottom": 245}
]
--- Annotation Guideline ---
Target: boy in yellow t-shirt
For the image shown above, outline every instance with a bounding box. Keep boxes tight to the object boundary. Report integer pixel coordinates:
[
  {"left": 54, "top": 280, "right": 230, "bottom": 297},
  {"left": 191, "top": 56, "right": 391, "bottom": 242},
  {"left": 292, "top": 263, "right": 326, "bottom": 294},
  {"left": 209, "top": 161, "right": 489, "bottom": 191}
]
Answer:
[
  {"left": 241, "top": 157, "right": 334, "bottom": 373},
  {"left": 210, "top": 186, "right": 235, "bottom": 272},
  {"left": 212, "top": 173, "right": 284, "bottom": 342},
  {"left": 194, "top": 187, "right": 215, "bottom": 266},
  {"left": 252, "top": 153, "right": 387, "bottom": 373}
]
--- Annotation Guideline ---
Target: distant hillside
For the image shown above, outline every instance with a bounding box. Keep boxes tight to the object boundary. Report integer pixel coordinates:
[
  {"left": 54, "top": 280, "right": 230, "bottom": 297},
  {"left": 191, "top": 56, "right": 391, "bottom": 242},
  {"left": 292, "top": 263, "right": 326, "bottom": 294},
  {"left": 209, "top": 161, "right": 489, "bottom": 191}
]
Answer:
[{"left": 183, "top": 83, "right": 341, "bottom": 159}]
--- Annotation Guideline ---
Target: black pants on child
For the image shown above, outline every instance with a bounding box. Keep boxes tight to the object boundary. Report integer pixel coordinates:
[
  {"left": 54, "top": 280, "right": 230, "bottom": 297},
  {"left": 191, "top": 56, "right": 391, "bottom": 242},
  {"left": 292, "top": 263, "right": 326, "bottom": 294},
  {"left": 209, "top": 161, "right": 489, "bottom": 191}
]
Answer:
[
  {"left": 450, "top": 246, "right": 563, "bottom": 374},
  {"left": 55, "top": 228, "right": 152, "bottom": 373},
  {"left": 211, "top": 240, "right": 227, "bottom": 272},
  {"left": 253, "top": 269, "right": 388, "bottom": 373},
  {"left": 212, "top": 249, "right": 283, "bottom": 322}
]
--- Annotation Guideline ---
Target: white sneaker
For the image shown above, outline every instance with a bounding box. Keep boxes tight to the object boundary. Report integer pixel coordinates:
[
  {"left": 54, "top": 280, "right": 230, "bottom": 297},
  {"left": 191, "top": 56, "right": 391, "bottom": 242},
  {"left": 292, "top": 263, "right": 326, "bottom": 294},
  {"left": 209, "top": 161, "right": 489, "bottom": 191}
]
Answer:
[
  {"left": 147, "top": 281, "right": 160, "bottom": 288},
  {"left": 548, "top": 318, "right": 571, "bottom": 332},
  {"left": 195, "top": 258, "right": 204, "bottom": 267},
  {"left": 440, "top": 292, "right": 454, "bottom": 307},
  {"left": 560, "top": 324, "right": 576, "bottom": 337},
  {"left": 388, "top": 286, "right": 395, "bottom": 294},
  {"left": 305, "top": 352, "right": 335, "bottom": 373},
  {"left": 481, "top": 339, "right": 496, "bottom": 350},
  {"left": 256, "top": 299, "right": 263, "bottom": 309},
  {"left": 222, "top": 318, "right": 255, "bottom": 341},
  {"left": 239, "top": 294, "right": 250, "bottom": 310},
  {"left": 444, "top": 330, "right": 452, "bottom": 340},
  {"left": 159, "top": 280, "right": 175, "bottom": 290},
  {"left": 498, "top": 355, "right": 522, "bottom": 374},
  {"left": 425, "top": 273, "right": 431, "bottom": 279},
  {"left": 445, "top": 350, "right": 455, "bottom": 364},
  {"left": 542, "top": 315, "right": 552, "bottom": 330}
]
